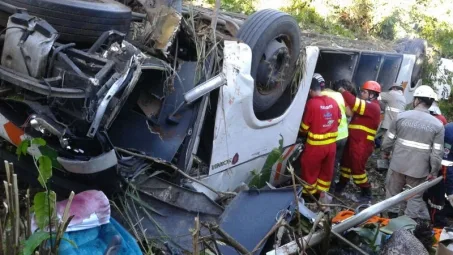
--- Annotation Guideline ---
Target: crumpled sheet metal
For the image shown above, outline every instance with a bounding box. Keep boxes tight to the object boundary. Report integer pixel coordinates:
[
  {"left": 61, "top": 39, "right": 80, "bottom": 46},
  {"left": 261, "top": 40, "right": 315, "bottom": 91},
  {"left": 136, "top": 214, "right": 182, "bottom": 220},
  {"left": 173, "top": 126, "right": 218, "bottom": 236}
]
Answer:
[
  {"left": 108, "top": 61, "right": 198, "bottom": 162},
  {"left": 217, "top": 188, "right": 297, "bottom": 254},
  {"left": 143, "top": 5, "right": 182, "bottom": 54}
]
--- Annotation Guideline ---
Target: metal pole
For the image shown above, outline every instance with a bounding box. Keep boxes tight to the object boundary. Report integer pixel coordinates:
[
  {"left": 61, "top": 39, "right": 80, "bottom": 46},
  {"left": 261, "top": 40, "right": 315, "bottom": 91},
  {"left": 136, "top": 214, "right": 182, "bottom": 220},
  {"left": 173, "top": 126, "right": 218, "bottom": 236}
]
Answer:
[
  {"left": 184, "top": 74, "right": 226, "bottom": 104},
  {"left": 267, "top": 176, "right": 443, "bottom": 255}
]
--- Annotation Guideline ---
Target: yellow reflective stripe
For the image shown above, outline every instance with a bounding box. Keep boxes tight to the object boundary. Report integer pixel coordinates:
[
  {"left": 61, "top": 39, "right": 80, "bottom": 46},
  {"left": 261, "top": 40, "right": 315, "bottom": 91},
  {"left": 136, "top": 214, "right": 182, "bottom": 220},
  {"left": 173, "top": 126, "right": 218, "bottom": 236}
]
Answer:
[
  {"left": 367, "top": 135, "right": 375, "bottom": 141},
  {"left": 302, "top": 184, "right": 318, "bottom": 194},
  {"left": 303, "top": 183, "right": 316, "bottom": 189},
  {"left": 317, "top": 179, "right": 331, "bottom": 186},
  {"left": 340, "top": 167, "right": 351, "bottom": 178},
  {"left": 308, "top": 131, "right": 338, "bottom": 139},
  {"left": 301, "top": 123, "right": 309, "bottom": 130},
  {"left": 317, "top": 185, "right": 329, "bottom": 192},
  {"left": 307, "top": 138, "right": 337, "bottom": 146},
  {"left": 352, "top": 98, "right": 360, "bottom": 111},
  {"left": 340, "top": 173, "right": 351, "bottom": 178},
  {"left": 354, "top": 177, "right": 369, "bottom": 184},
  {"left": 349, "top": 124, "right": 377, "bottom": 135},
  {"left": 352, "top": 174, "right": 367, "bottom": 179},
  {"left": 340, "top": 167, "right": 351, "bottom": 173},
  {"left": 359, "top": 101, "right": 366, "bottom": 115}
]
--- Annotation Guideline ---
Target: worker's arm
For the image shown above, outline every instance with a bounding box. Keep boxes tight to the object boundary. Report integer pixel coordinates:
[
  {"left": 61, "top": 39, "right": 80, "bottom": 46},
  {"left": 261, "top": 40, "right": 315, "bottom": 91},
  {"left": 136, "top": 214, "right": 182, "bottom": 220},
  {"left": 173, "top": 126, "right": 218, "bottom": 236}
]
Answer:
[
  {"left": 340, "top": 90, "right": 372, "bottom": 116},
  {"left": 379, "top": 92, "right": 390, "bottom": 103},
  {"left": 381, "top": 118, "right": 397, "bottom": 152},
  {"left": 430, "top": 127, "right": 445, "bottom": 177},
  {"left": 299, "top": 101, "right": 313, "bottom": 136}
]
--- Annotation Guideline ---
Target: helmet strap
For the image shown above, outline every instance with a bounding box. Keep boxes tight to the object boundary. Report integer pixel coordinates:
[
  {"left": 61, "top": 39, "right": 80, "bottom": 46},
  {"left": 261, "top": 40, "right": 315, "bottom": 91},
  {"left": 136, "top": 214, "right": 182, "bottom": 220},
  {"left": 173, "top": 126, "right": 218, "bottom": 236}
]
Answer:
[{"left": 413, "top": 98, "right": 420, "bottom": 109}]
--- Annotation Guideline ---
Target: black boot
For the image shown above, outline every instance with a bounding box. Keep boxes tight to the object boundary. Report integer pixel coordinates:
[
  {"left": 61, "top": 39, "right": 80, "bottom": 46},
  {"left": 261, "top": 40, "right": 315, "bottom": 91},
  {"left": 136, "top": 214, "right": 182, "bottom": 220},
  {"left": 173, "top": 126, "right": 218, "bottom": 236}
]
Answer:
[{"left": 359, "top": 187, "right": 372, "bottom": 203}]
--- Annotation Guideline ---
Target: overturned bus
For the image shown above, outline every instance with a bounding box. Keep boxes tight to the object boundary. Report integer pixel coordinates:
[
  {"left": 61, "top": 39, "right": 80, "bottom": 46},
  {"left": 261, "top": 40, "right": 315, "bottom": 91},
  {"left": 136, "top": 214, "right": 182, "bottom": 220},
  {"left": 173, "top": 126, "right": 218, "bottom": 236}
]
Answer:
[{"left": 0, "top": 2, "right": 426, "bottom": 252}]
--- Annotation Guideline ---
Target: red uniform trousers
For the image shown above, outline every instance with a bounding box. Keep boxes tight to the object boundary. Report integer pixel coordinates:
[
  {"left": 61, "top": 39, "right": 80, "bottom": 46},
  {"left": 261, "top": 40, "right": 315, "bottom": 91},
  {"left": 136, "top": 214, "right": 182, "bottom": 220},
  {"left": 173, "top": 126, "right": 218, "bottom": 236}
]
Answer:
[
  {"left": 300, "top": 143, "right": 337, "bottom": 194},
  {"left": 339, "top": 135, "right": 374, "bottom": 188}
]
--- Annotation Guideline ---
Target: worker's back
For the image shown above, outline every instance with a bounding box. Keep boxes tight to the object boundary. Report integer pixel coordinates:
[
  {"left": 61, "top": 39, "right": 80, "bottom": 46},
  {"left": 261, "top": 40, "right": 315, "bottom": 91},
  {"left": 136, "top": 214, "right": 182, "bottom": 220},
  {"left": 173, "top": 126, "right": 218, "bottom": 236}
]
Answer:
[
  {"left": 385, "top": 106, "right": 444, "bottom": 178},
  {"left": 380, "top": 90, "right": 406, "bottom": 129},
  {"left": 303, "top": 95, "right": 341, "bottom": 146}
]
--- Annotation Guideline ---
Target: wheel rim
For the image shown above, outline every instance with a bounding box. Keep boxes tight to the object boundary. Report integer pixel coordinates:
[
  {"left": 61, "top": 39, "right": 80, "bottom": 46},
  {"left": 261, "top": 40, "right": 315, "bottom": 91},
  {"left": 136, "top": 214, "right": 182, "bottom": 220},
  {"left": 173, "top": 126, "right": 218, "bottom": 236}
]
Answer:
[{"left": 256, "top": 37, "right": 291, "bottom": 95}]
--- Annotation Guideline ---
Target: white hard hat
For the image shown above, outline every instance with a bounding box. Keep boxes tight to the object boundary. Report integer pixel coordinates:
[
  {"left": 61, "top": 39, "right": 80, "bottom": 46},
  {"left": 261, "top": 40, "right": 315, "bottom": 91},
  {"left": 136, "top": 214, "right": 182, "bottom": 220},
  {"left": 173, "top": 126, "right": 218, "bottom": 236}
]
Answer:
[
  {"left": 414, "top": 85, "right": 436, "bottom": 99},
  {"left": 313, "top": 73, "right": 325, "bottom": 85},
  {"left": 432, "top": 91, "right": 439, "bottom": 102},
  {"left": 429, "top": 102, "right": 442, "bottom": 115}
]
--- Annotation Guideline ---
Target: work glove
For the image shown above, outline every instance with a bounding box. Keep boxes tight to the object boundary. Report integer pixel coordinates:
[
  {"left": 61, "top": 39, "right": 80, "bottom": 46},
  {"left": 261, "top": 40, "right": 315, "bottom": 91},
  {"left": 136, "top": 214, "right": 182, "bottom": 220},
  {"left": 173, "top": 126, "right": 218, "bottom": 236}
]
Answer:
[{"left": 448, "top": 195, "right": 453, "bottom": 208}]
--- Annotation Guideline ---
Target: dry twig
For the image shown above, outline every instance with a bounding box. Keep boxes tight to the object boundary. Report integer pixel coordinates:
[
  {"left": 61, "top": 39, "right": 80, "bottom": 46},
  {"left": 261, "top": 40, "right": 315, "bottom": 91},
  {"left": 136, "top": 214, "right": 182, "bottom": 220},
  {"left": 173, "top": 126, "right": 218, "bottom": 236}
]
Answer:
[
  {"left": 193, "top": 216, "right": 200, "bottom": 254},
  {"left": 203, "top": 222, "right": 249, "bottom": 255}
]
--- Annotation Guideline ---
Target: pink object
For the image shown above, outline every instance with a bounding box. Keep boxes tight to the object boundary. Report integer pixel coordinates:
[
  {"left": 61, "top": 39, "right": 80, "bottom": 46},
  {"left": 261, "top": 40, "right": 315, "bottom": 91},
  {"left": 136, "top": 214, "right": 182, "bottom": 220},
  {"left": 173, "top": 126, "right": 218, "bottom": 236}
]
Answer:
[{"left": 31, "top": 190, "right": 111, "bottom": 232}]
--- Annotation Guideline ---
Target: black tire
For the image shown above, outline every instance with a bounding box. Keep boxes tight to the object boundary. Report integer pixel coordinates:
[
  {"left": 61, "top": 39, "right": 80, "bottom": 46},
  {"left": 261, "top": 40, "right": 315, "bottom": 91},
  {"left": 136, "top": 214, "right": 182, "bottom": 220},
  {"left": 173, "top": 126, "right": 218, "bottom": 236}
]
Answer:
[
  {"left": 395, "top": 38, "right": 427, "bottom": 85},
  {"left": 236, "top": 9, "right": 301, "bottom": 113},
  {"left": 1, "top": 0, "right": 132, "bottom": 44}
]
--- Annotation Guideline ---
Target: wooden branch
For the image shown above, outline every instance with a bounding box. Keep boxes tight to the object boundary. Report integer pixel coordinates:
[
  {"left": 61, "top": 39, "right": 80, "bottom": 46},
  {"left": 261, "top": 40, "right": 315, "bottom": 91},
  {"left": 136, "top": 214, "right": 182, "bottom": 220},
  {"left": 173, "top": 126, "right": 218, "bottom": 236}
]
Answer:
[
  {"left": 53, "top": 191, "right": 75, "bottom": 253},
  {"left": 13, "top": 173, "right": 20, "bottom": 246},
  {"left": 304, "top": 212, "right": 325, "bottom": 253},
  {"left": 252, "top": 215, "right": 284, "bottom": 253},
  {"left": 26, "top": 189, "right": 31, "bottom": 238},
  {"left": 288, "top": 164, "right": 304, "bottom": 251},
  {"left": 332, "top": 231, "right": 369, "bottom": 255},
  {"left": 193, "top": 216, "right": 200, "bottom": 255},
  {"left": 204, "top": 223, "right": 249, "bottom": 255}
]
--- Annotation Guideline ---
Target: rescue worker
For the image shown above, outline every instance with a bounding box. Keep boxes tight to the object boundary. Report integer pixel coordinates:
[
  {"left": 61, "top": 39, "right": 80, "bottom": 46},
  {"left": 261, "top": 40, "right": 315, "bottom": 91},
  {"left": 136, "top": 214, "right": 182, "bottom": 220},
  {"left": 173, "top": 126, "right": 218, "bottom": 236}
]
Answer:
[
  {"left": 381, "top": 85, "right": 444, "bottom": 220},
  {"left": 299, "top": 77, "right": 341, "bottom": 198},
  {"left": 315, "top": 75, "right": 352, "bottom": 191},
  {"left": 335, "top": 81, "right": 382, "bottom": 202},
  {"left": 424, "top": 122, "right": 453, "bottom": 227},
  {"left": 376, "top": 83, "right": 406, "bottom": 141},
  {"left": 429, "top": 94, "right": 447, "bottom": 125},
  {"left": 424, "top": 95, "right": 447, "bottom": 226}
]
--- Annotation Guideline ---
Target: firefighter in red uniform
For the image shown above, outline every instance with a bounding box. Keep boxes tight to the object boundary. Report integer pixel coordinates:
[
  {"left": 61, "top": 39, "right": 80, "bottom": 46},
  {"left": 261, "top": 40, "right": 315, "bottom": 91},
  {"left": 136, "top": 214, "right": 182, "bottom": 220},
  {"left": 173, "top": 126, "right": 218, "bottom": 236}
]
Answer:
[
  {"left": 300, "top": 78, "right": 342, "bottom": 198},
  {"left": 335, "top": 81, "right": 382, "bottom": 202}
]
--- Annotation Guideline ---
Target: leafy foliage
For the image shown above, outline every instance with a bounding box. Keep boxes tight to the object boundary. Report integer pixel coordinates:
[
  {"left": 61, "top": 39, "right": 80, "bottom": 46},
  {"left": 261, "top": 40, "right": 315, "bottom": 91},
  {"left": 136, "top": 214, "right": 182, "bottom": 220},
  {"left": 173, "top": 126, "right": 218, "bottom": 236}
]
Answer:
[
  {"left": 15, "top": 138, "right": 74, "bottom": 254},
  {"left": 282, "top": 0, "right": 355, "bottom": 38},
  {"left": 249, "top": 135, "right": 284, "bottom": 188},
  {"left": 38, "top": 156, "right": 52, "bottom": 188},
  {"left": 22, "top": 231, "right": 51, "bottom": 255},
  {"left": 206, "top": 0, "right": 256, "bottom": 14},
  {"left": 33, "top": 191, "right": 57, "bottom": 231}
]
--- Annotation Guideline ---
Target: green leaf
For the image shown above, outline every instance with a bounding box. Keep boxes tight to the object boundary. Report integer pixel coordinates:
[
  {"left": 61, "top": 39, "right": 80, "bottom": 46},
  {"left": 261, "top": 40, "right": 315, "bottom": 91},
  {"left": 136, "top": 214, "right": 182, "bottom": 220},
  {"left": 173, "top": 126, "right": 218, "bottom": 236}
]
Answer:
[
  {"left": 249, "top": 135, "right": 284, "bottom": 188},
  {"left": 31, "top": 138, "right": 46, "bottom": 147},
  {"left": 33, "top": 191, "right": 56, "bottom": 230},
  {"left": 61, "top": 237, "right": 78, "bottom": 248},
  {"left": 22, "top": 231, "right": 50, "bottom": 255},
  {"left": 37, "top": 156, "right": 52, "bottom": 187},
  {"left": 16, "top": 139, "right": 30, "bottom": 159}
]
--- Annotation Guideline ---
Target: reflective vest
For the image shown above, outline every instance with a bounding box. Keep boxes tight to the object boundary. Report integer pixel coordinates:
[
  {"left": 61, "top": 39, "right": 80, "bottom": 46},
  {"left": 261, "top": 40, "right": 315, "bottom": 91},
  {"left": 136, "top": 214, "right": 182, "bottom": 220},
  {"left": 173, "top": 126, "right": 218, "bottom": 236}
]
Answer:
[{"left": 322, "top": 89, "right": 348, "bottom": 141}]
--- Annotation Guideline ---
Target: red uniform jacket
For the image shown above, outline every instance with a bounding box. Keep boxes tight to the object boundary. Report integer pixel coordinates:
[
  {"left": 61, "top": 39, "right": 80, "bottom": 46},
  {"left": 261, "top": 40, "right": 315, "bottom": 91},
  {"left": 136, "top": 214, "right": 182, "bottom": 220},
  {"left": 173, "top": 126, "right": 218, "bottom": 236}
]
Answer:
[
  {"left": 300, "top": 95, "right": 341, "bottom": 146},
  {"left": 342, "top": 91, "right": 381, "bottom": 142}
]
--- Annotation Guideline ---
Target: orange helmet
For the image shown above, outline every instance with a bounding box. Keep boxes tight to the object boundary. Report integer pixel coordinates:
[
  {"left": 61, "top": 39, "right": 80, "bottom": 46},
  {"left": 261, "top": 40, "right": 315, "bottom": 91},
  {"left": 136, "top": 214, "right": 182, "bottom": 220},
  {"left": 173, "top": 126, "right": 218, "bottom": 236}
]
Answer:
[{"left": 362, "top": 81, "right": 381, "bottom": 93}]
